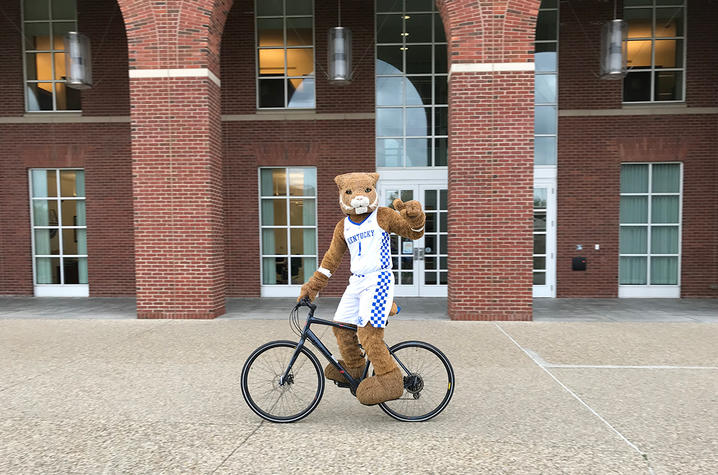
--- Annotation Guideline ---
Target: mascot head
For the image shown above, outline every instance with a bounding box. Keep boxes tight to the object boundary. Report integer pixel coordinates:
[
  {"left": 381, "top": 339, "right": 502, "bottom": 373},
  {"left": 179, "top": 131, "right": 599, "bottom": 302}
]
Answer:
[{"left": 335, "top": 172, "right": 380, "bottom": 217}]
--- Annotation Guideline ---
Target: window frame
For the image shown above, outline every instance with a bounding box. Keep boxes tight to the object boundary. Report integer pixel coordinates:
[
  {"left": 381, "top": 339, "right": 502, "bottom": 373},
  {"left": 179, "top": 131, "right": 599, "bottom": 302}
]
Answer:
[
  {"left": 375, "top": 0, "right": 448, "bottom": 169},
  {"left": 618, "top": 162, "right": 683, "bottom": 297},
  {"left": 534, "top": 0, "right": 559, "bottom": 166},
  {"left": 28, "top": 167, "right": 89, "bottom": 296},
  {"left": 258, "top": 167, "right": 318, "bottom": 296},
  {"left": 254, "top": 0, "right": 316, "bottom": 110},
  {"left": 21, "top": 0, "right": 81, "bottom": 112},
  {"left": 622, "top": 0, "right": 687, "bottom": 104}
]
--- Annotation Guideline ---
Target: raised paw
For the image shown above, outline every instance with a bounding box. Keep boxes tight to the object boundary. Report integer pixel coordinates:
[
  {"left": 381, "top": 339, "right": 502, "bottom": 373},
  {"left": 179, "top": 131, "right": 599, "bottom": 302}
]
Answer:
[{"left": 402, "top": 200, "right": 423, "bottom": 219}]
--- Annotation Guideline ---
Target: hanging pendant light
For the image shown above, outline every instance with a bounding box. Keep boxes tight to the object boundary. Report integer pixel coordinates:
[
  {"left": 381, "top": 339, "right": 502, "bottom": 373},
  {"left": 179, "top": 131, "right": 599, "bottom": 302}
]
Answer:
[
  {"left": 64, "top": 32, "right": 93, "bottom": 89},
  {"left": 600, "top": 19, "right": 628, "bottom": 79},
  {"left": 328, "top": 27, "right": 352, "bottom": 84},
  {"left": 328, "top": 1, "right": 352, "bottom": 84}
]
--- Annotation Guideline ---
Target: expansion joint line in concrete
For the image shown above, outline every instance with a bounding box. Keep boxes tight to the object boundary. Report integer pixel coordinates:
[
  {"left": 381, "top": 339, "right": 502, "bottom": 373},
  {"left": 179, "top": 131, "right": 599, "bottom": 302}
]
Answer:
[{"left": 494, "top": 323, "right": 655, "bottom": 475}]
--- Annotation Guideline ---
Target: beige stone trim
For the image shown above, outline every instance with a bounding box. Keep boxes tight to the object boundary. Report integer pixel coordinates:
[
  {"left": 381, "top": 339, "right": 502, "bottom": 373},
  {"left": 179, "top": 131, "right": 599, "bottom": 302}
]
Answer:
[
  {"left": 449, "top": 62, "right": 534, "bottom": 79},
  {"left": 129, "top": 68, "right": 221, "bottom": 87},
  {"left": 560, "top": 106, "right": 718, "bottom": 117},
  {"left": 0, "top": 114, "right": 130, "bottom": 123},
  {"left": 222, "top": 112, "right": 375, "bottom": 121}
]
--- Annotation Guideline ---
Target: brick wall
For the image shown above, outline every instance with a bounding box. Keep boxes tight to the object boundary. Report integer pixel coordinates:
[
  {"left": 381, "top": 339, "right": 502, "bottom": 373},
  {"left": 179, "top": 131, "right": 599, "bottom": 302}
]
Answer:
[
  {"left": 440, "top": 0, "right": 540, "bottom": 320},
  {"left": 0, "top": 0, "right": 135, "bottom": 296},
  {"left": 557, "top": 1, "right": 718, "bottom": 297},
  {"left": 221, "top": 0, "right": 375, "bottom": 297}
]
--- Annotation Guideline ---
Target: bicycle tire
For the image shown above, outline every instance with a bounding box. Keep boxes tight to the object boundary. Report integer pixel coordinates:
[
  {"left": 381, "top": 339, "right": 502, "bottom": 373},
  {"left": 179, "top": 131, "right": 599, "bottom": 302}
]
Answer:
[
  {"left": 241, "top": 340, "right": 325, "bottom": 423},
  {"left": 378, "top": 341, "right": 455, "bottom": 422}
]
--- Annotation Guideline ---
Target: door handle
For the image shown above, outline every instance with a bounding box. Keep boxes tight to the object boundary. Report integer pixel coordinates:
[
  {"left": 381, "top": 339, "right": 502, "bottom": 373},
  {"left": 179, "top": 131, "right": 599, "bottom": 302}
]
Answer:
[{"left": 413, "top": 247, "right": 425, "bottom": 260}]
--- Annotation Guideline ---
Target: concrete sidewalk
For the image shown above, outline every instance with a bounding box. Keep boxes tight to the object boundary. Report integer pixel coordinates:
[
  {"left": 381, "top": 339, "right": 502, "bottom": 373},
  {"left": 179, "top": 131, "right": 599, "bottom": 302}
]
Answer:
[
  {"left": 1, "top": 318, "right": 716, "bottom": 473},
  {"left": 0, "top": 296, "right": 716, "bottom": 321}
]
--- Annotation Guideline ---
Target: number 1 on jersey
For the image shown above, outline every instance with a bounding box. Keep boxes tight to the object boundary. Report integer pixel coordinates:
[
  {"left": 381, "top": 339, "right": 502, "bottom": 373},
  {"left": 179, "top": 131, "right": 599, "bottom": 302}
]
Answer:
[{"left": 358, "top": 242, "right": 362, "bottom": 256}]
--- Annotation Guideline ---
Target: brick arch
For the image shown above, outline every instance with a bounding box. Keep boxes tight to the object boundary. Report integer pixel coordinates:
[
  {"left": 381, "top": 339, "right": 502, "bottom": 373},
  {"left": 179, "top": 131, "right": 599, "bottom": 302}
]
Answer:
[
  {"left": 436, "top": 0, "right": 540, "bottom": 64},
  {"left": 115, "top": 0, "right": 233, "bottom": 72}
]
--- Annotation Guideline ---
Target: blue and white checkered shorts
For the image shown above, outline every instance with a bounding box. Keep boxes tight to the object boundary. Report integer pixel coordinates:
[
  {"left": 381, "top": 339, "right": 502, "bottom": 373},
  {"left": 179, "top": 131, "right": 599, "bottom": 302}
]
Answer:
[{"left": 333, "top": 270, "right": 395, "bottom": 328}]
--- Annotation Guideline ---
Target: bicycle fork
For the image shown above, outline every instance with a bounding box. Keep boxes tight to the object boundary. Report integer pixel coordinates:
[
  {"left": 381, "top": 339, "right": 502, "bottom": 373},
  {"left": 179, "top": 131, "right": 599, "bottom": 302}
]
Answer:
[{"left": 279, "top": 336, "right": 307, "bottom": 386}]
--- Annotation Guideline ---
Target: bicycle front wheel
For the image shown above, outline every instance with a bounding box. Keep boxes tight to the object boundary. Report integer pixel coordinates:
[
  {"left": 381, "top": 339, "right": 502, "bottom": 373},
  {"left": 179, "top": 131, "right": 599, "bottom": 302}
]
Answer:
[
  {"left": 379, "top": 341, "right": 455, "bottom": 422},
  {"left": 241, "top": 340, "right": 324, "bottom": 423}
]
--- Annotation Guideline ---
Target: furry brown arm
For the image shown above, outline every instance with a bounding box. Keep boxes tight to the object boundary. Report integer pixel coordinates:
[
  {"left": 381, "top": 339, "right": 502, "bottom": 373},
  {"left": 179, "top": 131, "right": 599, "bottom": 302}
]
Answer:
[
  {"left": 376, "top": 201, "right": 426, "bottom": 240},
  {"left": 298, "top": 219, "right": 347, "bottom": 301}
]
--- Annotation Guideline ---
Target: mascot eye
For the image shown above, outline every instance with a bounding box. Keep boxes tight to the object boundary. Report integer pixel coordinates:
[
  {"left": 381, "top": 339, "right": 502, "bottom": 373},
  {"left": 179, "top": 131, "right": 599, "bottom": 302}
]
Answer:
[
  {"left": 345, "top": 190, "right": 352, "bottom": 195},
  {"left": 365, "top": 188, "right": 372, "bottom": 193}
]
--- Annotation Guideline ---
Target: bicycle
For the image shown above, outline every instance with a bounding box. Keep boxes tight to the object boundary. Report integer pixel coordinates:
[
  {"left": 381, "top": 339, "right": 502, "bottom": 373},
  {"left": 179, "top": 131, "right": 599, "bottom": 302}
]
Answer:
[{"left": 241, "top": 298, "right": 455, "bottom": 423}]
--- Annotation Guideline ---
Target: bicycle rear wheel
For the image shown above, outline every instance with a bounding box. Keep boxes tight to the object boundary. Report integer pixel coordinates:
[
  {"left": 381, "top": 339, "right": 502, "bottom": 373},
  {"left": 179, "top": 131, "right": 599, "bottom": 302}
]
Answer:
[
  {"left": 379, "top": 341, "right": 455, "bottom": 422},
  {"left": 241, "top": 340, "right": 324, "bottom": 423}
]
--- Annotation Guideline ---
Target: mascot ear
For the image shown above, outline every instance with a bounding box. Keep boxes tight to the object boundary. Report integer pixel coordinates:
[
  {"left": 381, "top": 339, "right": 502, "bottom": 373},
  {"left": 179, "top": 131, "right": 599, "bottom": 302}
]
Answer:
[
  {"left": 369, "top": 173, "right": 380, "bottom": 186},
  {"left": 334, "top": 174, "right": 347, "bottom": 189}
]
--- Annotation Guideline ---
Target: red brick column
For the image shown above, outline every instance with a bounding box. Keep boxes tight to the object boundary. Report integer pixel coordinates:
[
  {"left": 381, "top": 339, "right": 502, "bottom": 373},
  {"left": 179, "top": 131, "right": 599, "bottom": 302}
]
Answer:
[
  {"left": 117, "top": 0, "right": 232, "bottom": 318},
  {"left": 437, "top": 0, "right": 540, "bottom": 320}
]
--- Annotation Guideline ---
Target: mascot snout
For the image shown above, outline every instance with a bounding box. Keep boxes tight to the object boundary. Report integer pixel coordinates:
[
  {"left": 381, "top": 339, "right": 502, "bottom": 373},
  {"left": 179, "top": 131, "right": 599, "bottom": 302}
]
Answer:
[{"left": 350, "top": 195, "right": 371, "bottom": 214}]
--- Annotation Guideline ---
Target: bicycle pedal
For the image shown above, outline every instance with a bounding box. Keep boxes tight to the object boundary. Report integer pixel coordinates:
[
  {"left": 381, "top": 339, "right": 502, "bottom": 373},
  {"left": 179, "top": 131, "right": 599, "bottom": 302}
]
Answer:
[{"left": 334, "top": 381, "right": 350, "bottom": 388}]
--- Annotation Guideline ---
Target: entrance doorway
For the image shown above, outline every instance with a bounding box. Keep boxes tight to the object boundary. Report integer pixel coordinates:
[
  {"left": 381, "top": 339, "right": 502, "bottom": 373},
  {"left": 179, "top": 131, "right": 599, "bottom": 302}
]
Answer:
[
  {"left": 533, "top": 179, "right": 556, "bottom": 297},
  {"left": 379, "top": 181, "right": 448, "bottom": 297}
]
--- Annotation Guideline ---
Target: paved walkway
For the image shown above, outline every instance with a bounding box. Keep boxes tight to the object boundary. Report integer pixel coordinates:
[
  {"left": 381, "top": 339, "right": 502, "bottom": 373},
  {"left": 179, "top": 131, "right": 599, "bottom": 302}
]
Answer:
[
  {"left": 0, "top": 296, "right": 715, "bottom": 321},
  {"left": 1, "top": 318, "right": 716, "bottom": 473}
]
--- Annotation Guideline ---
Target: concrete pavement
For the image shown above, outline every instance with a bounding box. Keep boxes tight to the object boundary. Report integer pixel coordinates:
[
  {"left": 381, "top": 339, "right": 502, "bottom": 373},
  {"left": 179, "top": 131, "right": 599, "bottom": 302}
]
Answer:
[
  {"left": 1, "top": 318, "right": 717, "bottom": 473},
  {"left": 0, "top": 296, "right": 716, "bottom": 321}
]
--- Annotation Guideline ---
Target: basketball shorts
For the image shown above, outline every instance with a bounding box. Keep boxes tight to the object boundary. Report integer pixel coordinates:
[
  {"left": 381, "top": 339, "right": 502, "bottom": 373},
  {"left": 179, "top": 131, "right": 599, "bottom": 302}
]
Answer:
[{"left": 334, "top": 270, "right": 394, "bottom": 328}]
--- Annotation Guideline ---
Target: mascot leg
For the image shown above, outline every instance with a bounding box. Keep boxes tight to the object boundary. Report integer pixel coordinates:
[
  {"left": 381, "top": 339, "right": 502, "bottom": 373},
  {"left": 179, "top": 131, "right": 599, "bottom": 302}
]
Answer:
[
  {"left": 324, "top": 327, "right": 365, "bottom": 383},
  {"left": 355, "top": 324, "right": 404, "bottom": 405}
]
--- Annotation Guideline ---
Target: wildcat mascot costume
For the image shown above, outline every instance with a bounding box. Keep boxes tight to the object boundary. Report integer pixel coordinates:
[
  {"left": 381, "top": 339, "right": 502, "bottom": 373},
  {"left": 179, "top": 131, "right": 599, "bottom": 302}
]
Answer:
[{"left": 298, "top": 172, "right": 426, "bottom": 405}]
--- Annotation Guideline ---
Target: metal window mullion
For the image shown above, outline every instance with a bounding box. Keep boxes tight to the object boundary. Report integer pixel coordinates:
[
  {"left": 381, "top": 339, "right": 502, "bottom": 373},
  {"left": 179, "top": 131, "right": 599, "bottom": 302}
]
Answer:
[
  {"left": 54, "top": 171, "right": 65, "bottom": 284},
  {"left": 285, "top": 168, "right": 291, "bottom": 283},
  {"left": 646, "top": 164, "right": 654, "bottom": 285},
  {"left": 402, "top": 10, "right": 407, "bottom": 168}
]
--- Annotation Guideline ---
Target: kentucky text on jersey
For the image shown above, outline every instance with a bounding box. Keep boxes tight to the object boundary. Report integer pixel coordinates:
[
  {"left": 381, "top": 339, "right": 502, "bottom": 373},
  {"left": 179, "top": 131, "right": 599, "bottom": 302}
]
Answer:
[{"left": 346, "top": 229, "right": 375, "bottom": 244}]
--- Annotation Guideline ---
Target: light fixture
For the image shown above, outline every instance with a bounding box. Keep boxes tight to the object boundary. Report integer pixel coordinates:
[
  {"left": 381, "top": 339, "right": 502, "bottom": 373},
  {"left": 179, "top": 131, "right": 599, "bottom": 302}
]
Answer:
[
  {"left": 600, "top": 19, "right": 627, "bottom": 79},
  {"left": 328, "top": 1, "right": 352, "bottom": 84},
  {"left": 64, "top": 32, "right": 92, "bottom": 89},
  {"left": 600, "top": 0, "right": 628, "bottom": 80}
]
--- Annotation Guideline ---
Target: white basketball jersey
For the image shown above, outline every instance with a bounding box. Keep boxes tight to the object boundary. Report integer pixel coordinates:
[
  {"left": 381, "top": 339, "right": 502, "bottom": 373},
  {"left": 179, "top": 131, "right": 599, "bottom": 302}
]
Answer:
[{"left": 343, "top": 209, "right": 392, "bottom": 276}]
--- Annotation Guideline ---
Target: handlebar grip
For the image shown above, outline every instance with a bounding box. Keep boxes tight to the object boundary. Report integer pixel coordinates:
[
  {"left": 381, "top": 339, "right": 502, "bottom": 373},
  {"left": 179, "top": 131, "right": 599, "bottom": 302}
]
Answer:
[{"left": 298, "top": 297, "right": 317, "bottom": 312}]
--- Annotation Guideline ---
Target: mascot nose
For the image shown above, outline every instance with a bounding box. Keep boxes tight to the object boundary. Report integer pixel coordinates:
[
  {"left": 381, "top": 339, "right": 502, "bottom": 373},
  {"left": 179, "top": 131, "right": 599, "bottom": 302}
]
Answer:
[{"left": 350, "top": 195, "right": 370, "bottom": 208}]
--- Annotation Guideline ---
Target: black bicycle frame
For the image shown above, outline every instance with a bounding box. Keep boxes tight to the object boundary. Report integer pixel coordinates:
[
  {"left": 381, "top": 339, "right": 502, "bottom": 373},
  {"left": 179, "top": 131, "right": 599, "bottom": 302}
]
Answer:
[{"left": 279, "top": 300, "right": 406, "bottom": 394}]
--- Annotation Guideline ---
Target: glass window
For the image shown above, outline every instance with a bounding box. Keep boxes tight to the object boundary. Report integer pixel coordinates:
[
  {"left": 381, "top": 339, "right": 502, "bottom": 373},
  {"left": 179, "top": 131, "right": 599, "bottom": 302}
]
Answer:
[
  {"left": 534, "top": 0, "right": 559, "bottom": 166},
  {"left": 533, "top": 187, "right": 548, "bottom": 285},
  {"left": 30, "top": 168, "right": 87, "bottom": 285},
  {"left": 375, "top": 1, "right": 447, "bottom": 167},
  {"left": 256, "top": 0, "right": 315, "bottom": 109},
  {"left": 623, "top": 1, "right": 686, "bottom": 102},
  {"left": 260, "top": 168, "right": 317, "bottom": 285},
  {"left": 619, "top": 163, "right": 681, "bottom": 286},
  {"left": 23, "top": 0, "right": 80, "bottom": 111}
]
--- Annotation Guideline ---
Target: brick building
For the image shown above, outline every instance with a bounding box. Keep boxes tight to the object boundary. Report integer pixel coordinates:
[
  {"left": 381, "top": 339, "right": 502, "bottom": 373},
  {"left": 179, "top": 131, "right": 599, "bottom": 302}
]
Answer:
[{"left": 0, "top": 0, "right": 715, "bottom": 319}]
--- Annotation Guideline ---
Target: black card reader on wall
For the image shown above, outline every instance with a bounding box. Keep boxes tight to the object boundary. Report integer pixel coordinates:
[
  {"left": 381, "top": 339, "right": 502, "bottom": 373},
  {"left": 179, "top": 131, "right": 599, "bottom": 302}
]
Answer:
[{"left": 572, "top": 257, "right": 587, "bottom": 271}]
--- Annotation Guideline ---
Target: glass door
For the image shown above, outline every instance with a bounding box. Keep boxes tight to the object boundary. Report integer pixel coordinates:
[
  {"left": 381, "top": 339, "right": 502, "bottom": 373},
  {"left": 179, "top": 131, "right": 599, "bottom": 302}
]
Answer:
[
  {"left": 29, "top": 169, "right": 89, "bottom": 297},
  {"left": 533, "top": 182, "right": 556, "bottom": 297},
  {"left": 418, "top": 186, "right": 448, "bottom": 296},
  {"left": 380, "top": 184, "right": 448, "bottom": 297},
  {"left": 383, "top": 186, "right": 420, "bottom": 296}
]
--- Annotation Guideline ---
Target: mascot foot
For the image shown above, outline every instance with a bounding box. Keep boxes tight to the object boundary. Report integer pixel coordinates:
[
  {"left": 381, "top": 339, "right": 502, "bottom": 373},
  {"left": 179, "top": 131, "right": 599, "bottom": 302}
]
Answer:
[
  {"left": 355, "top": 367, "right": 404, "bottom": 405},
  {"left": 324, "top": 360, "right": 364, "bottom": 384}
]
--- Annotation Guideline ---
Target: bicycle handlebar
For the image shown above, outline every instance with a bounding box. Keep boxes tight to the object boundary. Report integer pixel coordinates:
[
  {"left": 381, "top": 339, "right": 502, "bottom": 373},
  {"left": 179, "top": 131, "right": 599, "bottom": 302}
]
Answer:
[{"left": 295, "top": 297, "right": 317, "bottom": 313}]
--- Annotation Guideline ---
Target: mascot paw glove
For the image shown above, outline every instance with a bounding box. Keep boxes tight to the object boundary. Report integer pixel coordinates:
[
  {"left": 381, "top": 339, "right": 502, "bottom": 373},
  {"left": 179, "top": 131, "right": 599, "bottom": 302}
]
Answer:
[
  {"left": 393, "top": 198, "right": 425, "bottom": 229},
  {"left": 297, "top": 271, "right": 330, "bottom": 302}
]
